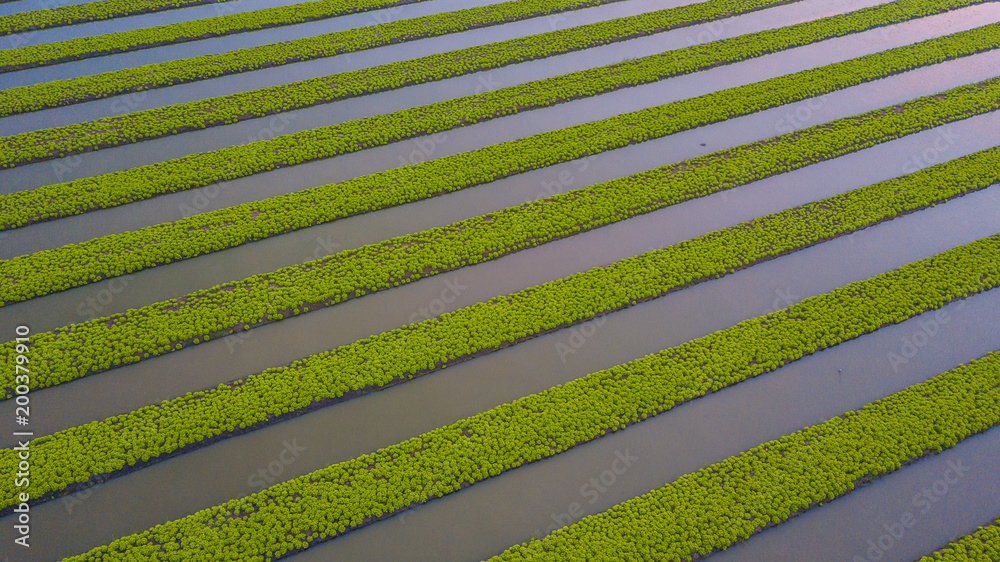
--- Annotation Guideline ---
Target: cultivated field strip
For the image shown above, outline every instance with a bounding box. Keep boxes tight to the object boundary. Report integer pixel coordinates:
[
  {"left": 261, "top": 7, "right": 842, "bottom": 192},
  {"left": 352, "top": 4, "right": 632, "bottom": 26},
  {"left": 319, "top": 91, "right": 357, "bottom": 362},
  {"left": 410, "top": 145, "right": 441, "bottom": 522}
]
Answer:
[
  {"left": 2, "top": 149, "right": 997, "bottom": 512},
  {"left": 0, "top": 0, "right": 800, "bottom": 156},
  {"left": 0, "top": 0, "right": 444, "bottom": 72},
  {"left": 485, "top": 351, "right": 1000, "bottom": 561},
  {"left": 2, "top": 30, "right": 997, "bottom": 296},
  {"left": 5, "top": 0, "right": 998, "bottom": 558},
  {"left": 0, "top": 0, "right": 669, "bottom": 117},
  {"left": 6, "top": 12, "right": 997, "bottom": 228},
  {"left": 0, "top": 0, "right": 978, "bottom": 168},
  {"left": 918, "top": 516, "right": 1000, "bottom": 561},
  {"left": 3, "top": 74, "right": 999, "bottom": 399},
  {"left": 57, "top": 237, "right": 1000, "bottom": 560},
  {"left": 0, "top": 0, "right": 235, "bottom": 36}
]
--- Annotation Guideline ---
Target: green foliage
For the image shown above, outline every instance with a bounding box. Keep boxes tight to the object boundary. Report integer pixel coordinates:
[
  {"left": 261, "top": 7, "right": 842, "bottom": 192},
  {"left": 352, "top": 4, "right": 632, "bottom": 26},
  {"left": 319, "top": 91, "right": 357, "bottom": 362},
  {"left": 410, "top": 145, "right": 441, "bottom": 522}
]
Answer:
[
  {"left": 918, "top": 517, "right": 1000, "bottom": 561},
  {"left": 488, "top": 353, "right": 1000, "bottom": 561},
  {"left": 0, "top": 0, "right": 234, "bottom": 36},
  {"left": 0, "top": 0, "right": 657, "bottom": 116},
  {"left": 2, "top": 27, "right": 998, "bottom": 303},
  {"left": 54, "top": 242, "right": 1000, "bottom": 560},
  {"left": 1, "top": 0, "right": 984, "bottom": 167},
  {"left": 0, "top": 0, "right": 437, "bottom": 71},
  {"left": 2, "top": 156, "right": 998, "bottom": 513},
  {"left": 1, "top": 78, "right": 997, "bottom": 400}
]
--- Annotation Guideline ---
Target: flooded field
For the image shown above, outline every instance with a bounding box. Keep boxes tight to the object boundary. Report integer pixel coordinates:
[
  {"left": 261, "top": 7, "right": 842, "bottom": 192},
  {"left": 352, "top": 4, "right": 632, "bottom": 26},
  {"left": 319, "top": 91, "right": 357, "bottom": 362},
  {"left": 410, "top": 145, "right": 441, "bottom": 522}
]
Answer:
[{"left": 0, "top": 0, "right": 998, "bottom": 560}]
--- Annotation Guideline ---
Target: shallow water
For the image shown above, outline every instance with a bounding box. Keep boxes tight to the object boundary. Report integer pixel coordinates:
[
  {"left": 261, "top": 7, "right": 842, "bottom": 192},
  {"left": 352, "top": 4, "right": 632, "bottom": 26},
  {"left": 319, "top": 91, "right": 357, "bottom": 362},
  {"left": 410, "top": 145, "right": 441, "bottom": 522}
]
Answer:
[
  {"left": 3, "top": 49, "right": 1000, "bottom": 440},
  {"left": 291, "top": 297, "right": 1000, "bottom": 562},
  {"left": 2, "top": 46, "right": 998, "bottom": 332},
  {"left": 0, "top": 0, "right": 913, "bottom": 184},
  {"left": 2, "top": 0, "right": 995, "bottom": 245},
  {"left": 0, "top": 0, "right": 998, "bottom": 560},
  {"left": 4, "top": 193, "right": 998, "bottom": 559},
  {"left": 0, "top": 0, "right": 327, "bottom": 50}
]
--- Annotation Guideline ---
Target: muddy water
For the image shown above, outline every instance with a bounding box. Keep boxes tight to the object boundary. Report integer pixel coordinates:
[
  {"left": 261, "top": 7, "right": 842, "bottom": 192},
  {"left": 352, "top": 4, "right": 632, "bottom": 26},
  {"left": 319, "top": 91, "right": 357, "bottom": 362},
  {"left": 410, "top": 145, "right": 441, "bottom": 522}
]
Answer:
[
  {"left": 0, "top": 0, "right": 326, "bottom": 50},
  {"left": 0, "top": 0, "right": 882, "bottom": 137},
  {"left": 0, "top": 0, "right": 512, "bottom": 90},
  {"left": 711, "top": 427, "right": 1000, "bottom": 562},
  {"left": 2, "top": 60, "right": 999, "bottom": 439},
  {"left": 2, "top": 1, "right": 996, "bottom": 249},
  {"left": 1, "top": 43, "right": 997, "bottom": 328},
  {"left": 0, "top": 0, "right": 96, "bottom": 20},
  {"left": 291, "top": 293, "right": 1000, "bottom": 562},
  {"left": 0, "top": 0, "right": 673, "bottom": 116},
  {"left": 0, "top": 0, "right": 932, "bottom": 190},
  {"left": 3, "top": 192, "right": 998, "bottom": 560},
  {"left": 3, "top": 109, "right": 998, "bottom": 440},
  {"left": 0, "top": 2, "right": 998, "bottom": 560}
]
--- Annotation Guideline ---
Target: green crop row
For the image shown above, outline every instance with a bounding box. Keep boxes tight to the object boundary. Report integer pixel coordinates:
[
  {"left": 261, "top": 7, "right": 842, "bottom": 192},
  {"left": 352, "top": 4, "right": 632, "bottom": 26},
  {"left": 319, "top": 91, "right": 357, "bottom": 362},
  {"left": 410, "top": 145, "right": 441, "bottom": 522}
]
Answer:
[
  {"left": 0, "top": 0, "right": 730, "bottom": 117},
  {"left": 487, "top": 351, "right": 1000, "bottom": 561},
  {"left": 3, "top": 76, "right": 998, "bottom": 404},
  {"left": 0, "top": 0, "right": 439, "bottom": 72},
  {"left": 2, "top": 73, "right": 996, "bottom": 399},
  {"left": 919, "top": 517, "right": 1000, "bottom": 562},
  {"left": 1, "top": 27, "right": 995, "bottom": 304},
  {"left": 1, "top": 0, "right": 981, "bottom": 168},
  {"left": 60, "top": 238, "right": 1000, "bottom": 560},
  {"left": 3, "top": 146, "right": 998, "bottom": 510},
  {"left": 0, "top": 0, "right": 233, "bottom": 36},
  {"left": 6, "top": 16, "right": 997, "bottom": 226}
]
